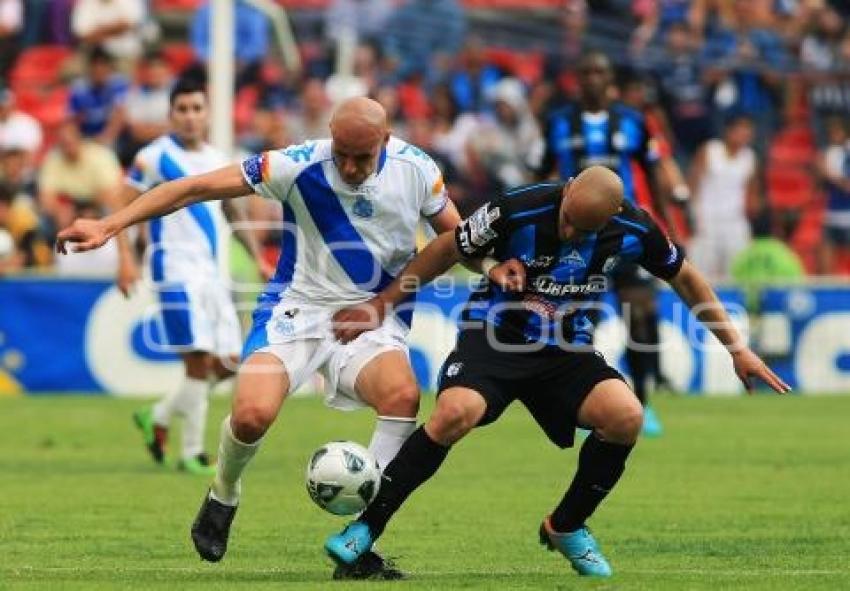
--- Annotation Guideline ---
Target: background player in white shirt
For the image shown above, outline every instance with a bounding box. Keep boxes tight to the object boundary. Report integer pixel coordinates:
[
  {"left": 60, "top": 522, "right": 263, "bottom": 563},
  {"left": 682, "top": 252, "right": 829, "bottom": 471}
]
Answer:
[
  {"left": 57, "top": 97, "right": 470, "bottom": 579},
  {"left": 110, "top": 79, "right": 271, "bottom": 476}
]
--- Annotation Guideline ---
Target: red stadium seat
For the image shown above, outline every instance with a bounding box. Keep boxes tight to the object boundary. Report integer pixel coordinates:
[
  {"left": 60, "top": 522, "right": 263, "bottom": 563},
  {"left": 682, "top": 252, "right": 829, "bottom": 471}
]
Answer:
[
  {"left": 483, "top": 48, "right": 544, "bottom": 85},
  {"left": 161, "top": 43, "right": 198, "bottom": 76},
  {"left": 10, "top": 45, "right": 73, "bottom": 91},
  {"left": 15, "top": 87, "right": 69, "bottom": 128},
  {"left": 769, "top": 125, "right": 815, "bottom": 165}
]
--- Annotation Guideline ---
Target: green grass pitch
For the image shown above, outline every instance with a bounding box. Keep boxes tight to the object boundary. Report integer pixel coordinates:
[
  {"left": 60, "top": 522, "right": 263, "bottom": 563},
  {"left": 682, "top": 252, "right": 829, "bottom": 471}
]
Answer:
[{"left": 1, "top": 393, "right": 849, "bottom": 590}]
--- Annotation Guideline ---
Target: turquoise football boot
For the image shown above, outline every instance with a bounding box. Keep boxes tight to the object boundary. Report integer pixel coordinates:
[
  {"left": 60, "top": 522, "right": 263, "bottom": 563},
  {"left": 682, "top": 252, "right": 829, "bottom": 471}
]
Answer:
[
  {"left": 641, "top": 405, "right": 663, "bottom": 438},
  {"left": 325, "top": 521, "right": 374, "bottom": 566},
  {"left": 539, "top": 517, "right": 613, "bottom": 577}
]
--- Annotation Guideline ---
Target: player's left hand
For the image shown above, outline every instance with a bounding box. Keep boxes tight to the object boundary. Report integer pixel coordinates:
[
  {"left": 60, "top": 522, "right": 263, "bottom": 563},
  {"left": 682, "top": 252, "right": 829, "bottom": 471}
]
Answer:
[
  {"left": 731, "top": 347, "right": 791, "bottom": 394},
  {"left": 332, "top": 296, "right": 387, "bottom": 343},
  {"left": 56, "top": 218, "right": 112, "bottom": 254},
  {"left": 488, "top": 259, "right": 526, "bottom": 292}
]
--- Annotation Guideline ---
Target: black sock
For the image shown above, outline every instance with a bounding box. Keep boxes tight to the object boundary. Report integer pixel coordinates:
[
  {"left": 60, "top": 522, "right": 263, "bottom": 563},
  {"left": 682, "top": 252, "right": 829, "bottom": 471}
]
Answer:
[
  {"left": 645, "top": 311, "right": 662, "bottom": 386},
  {"left": 625, "top": 346, "right": 647, "bottom": 404},
  {"left": 549, "top": 432, "right": 634, "bottom": 533},
  {"left": 360, "top": 426, "right": 450, "bottom": 539}
]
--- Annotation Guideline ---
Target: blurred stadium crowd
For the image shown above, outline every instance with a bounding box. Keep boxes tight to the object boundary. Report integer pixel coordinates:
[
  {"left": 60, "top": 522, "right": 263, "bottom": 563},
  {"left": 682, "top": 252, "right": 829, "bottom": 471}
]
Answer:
[{"left": 1, "top": 0, "right": 850, "bottom": 279}]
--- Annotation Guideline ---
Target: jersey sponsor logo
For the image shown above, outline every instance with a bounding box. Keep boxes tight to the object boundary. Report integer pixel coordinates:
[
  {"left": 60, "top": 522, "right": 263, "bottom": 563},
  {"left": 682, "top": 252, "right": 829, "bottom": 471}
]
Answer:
[
  {"left": 242, "top": 153, "right": 264, "bottom": 185},
  {"left": 352, "top": 196, "right": 375, "bottom": 219},
  {"left": 283, "top": 141, "right": 316, "bottom": 163},
  {"left": 530, "top": 275, "right": 608, "bottom": 297},
  {"left": 522, "top": 255, "right": 555, "bottom": 269}
]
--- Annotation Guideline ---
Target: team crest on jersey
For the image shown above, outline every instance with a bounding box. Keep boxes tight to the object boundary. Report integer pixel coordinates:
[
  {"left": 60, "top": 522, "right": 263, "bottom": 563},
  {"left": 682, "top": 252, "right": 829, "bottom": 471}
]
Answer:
[
  {"left": 446, "top": 362, "right": 463, "bottom": 377},
  {"left": 561, "top": 249, "right": 586, "bottom": 268},
  {"left": 352, "top": 196, "right": 374, "bottom": 218}
]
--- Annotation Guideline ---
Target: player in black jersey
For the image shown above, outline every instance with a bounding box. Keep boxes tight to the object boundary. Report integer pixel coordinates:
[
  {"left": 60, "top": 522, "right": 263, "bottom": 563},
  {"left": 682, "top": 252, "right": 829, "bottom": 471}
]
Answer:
[
  {"left": 324, "top": 166, "right": 788, "bottom": 578},
  {"left": 535, "top": 51, "right": 684, "bottom": 436}
]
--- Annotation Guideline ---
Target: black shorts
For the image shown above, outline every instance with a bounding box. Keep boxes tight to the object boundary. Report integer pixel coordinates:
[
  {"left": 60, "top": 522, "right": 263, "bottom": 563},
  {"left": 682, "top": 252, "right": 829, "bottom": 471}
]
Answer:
[
  {"left": 611, "top": 261, "right": 656, "bottom": 291},
  {"left": 437, "top": 330, "right": 625, "bottom": 448}
]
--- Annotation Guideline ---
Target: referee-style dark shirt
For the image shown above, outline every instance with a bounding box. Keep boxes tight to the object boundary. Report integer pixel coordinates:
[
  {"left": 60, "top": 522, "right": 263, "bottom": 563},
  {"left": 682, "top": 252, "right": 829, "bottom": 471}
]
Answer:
[{"left": 454, "top": 182, "right": 685, "bottom": 348}]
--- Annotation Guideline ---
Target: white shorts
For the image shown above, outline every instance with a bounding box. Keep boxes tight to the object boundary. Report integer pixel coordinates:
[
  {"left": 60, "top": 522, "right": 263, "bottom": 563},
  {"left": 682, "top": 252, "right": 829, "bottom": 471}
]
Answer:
[
  {"left": 156, "top": 280, "right": 242, "bottom": 357},
  {"left": 241, "top": 302, "right": 408, "bottom": 410}
]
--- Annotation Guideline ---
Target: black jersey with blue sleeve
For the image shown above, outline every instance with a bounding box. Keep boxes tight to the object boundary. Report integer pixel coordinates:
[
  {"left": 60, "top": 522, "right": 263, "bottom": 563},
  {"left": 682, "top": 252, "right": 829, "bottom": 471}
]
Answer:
[{"left": 454, "top": 182, "right": 685, "bottom": 348}]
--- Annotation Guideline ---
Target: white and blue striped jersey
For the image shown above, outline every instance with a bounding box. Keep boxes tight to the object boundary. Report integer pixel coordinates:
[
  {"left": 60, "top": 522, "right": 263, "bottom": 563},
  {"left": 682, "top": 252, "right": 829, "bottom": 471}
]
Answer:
[
  {"left": 240, "top": 137, "right": 448, "bottom": 311},
  {"left": 126, "top": 134, "right": 230, "bottom": 284}
]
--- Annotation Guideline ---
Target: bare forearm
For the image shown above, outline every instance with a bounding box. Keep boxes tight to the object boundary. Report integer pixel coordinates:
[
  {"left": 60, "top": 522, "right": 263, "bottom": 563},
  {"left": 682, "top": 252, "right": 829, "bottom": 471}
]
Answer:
[
  {"left": 105, "top": 178, "right": 210, "bottom": 236},
  {"left": 670, "top": 261, "right": 744, "bottom": 351}
]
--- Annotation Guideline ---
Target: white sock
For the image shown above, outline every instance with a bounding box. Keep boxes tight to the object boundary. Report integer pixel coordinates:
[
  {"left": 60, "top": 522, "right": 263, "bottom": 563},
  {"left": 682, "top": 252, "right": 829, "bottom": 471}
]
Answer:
[
  {"left": 151, "top": 376, "right": 198, "bottom": 426},
  {"left": 173, "top": 377, "right": 210, "bottom": 460},
  {"left": 368, "top": 416, "right": 417, "bottom": 470},
  {"left": 210, "top": 415, "right": 261, "bottom": 506}
]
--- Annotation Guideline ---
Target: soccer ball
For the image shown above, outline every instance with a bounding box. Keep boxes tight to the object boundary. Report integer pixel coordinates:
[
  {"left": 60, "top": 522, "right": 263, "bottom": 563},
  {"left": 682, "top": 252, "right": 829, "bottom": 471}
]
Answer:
[{"left": 305, "top": 441, "right": 380, "bottom": 516}]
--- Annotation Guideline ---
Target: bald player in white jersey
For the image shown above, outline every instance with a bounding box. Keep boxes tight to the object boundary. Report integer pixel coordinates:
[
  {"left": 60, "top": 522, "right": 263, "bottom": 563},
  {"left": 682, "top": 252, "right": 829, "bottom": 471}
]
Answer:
[
  {"left": 57, "top": 97, "right": 479, "bottom": 579},
  {"left": 110, "top": 78, "right": 271, "bottom": 476}
]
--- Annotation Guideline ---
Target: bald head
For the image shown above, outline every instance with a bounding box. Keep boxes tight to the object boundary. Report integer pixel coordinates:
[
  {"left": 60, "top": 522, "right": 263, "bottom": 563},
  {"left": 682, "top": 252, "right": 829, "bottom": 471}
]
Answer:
[
  {"left": 329, "top": 97, "right": 390, "bottom": 185},
  {"left": 559, "top": 166, "right": 624, "bottom": 240},
  {"left": 330, "top": 97, "right": 388, "bottom": 140}
]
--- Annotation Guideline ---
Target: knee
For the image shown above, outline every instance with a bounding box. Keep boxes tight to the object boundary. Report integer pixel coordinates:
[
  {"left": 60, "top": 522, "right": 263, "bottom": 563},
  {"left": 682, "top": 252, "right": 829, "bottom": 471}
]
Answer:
[
  {"left": 374, "top": 382, "right": 420, "bottom": 418},
  {"left": 598, "top": 403, "right": 643, "bottom": 445},
  {"left": 231, "top": 400, "right": 275, "bottom": 443},
  {"left": 427, "top": 398, "right": 477, "bottom": 445}
]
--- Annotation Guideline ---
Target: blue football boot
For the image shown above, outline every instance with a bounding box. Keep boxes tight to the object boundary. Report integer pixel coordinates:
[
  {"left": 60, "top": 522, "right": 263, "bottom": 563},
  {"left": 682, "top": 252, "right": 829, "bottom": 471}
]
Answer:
[
  {"left": 325, "top": 521, "right": 374, "bottom": 566},
  {"left": 539, "top": 517, "right": 613, "bottom": 577},
  {"left": 641, "top": 405, "right": 663, "bottom": 438}
]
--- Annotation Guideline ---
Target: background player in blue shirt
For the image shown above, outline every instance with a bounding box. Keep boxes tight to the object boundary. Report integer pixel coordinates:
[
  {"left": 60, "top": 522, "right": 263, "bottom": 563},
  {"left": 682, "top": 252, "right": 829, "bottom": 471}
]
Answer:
[
  {"left": 325, "top": 166, "right": 788, "bottom": 578},
  {"left": 535, "top": 51, "right": 681, "bottom": 436}
]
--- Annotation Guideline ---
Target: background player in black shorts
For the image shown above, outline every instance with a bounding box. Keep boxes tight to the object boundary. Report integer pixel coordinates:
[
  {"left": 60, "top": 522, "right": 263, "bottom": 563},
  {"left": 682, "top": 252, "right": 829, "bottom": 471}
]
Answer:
[
  {"left": 325, "top": 166, "right": 788, "bottom": 578},
  {"left": 534, "top": 51, "right": 685, "bottom": 436}
]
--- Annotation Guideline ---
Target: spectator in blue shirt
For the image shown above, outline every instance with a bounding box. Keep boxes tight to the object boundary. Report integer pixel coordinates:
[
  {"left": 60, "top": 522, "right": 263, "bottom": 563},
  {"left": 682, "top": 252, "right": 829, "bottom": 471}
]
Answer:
[
  {"left": 448, "top": 38, "right": 503, "bottom": 113},
  {"left": 702, "top": 0, "right": 787, "bottom": 156},
  {"left": 68, "top": 46, "right": 129, "bottom": 147},
  {"left": 382, "top": 0, "right": 466, "bottom": 84},
  {"left": 191, "top": 0, "right": 269, "bottom": 88}
]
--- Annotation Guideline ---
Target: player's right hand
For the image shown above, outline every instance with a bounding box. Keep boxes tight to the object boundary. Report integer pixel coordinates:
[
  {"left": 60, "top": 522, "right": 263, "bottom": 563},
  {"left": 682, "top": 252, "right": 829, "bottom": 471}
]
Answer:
[
  {"left": 332, "top": 295, "right": 387, "bottom": 343},
  {"left": 116, "top": 260, "right": 140, "bottom": 298},
  {"left": 56, "top": 218, "right": 112, "bottom": 255},
  {"left": 488, "top": 258, "right": 526, "bottom": 292}
]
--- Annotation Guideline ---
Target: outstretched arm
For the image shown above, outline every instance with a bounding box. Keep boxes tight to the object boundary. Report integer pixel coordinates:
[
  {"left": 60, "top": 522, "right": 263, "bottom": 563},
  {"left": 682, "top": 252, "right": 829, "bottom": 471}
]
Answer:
[
  {"left": 57, "top": 164, "right": 250, "bottom": 254},
  {"left": 668, "top": 260, "right": 791, "bottom": 394}
]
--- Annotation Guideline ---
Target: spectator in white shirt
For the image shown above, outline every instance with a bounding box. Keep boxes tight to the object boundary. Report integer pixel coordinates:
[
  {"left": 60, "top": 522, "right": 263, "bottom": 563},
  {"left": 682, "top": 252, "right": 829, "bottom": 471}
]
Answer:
[{"left": 0, "top": 88, "right": 44, "bottom": 172}]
